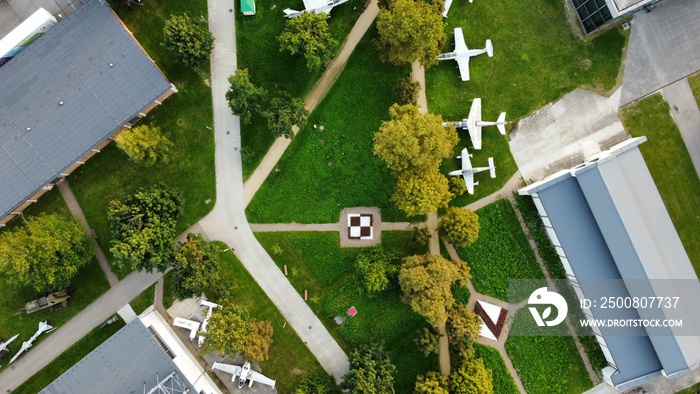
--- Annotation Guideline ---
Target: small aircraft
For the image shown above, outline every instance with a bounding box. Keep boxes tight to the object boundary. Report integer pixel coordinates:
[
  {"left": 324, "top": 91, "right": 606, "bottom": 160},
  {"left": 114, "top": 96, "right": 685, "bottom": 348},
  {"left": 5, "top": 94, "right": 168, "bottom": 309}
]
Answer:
[
  {"left": 0, "top": 334, "right": 19, "bottom": 356},
  {"left": 9, "top": 321, "right": 54, "bottom": 364},
  {"left": 442, "top": 98, "right": 506, "bottom": 150},
  {"left": 448, "top": 147, "right": 496, "bottom": 195},
  {"left": 443, "top": 0, "right": 473, "bottom": 18},
  {"left": 437, "top": 28, "right": 493, "bottom": 82},
  {"left": 283, "top": 0, "right": 348, "bottom": 18},
  {"left": 213, "top": 361, "right": 276, "bottom": 389},
  {"left": 172, "top": 300, "right": 219, "bottom": 345}
]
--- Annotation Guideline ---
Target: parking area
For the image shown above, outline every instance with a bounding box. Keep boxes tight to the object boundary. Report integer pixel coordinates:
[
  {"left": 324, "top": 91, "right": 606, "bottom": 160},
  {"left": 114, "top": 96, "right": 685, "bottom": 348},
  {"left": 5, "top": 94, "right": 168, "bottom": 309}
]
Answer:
[{"left": 620, "top": 0, "right": 700, "bottom": 106}]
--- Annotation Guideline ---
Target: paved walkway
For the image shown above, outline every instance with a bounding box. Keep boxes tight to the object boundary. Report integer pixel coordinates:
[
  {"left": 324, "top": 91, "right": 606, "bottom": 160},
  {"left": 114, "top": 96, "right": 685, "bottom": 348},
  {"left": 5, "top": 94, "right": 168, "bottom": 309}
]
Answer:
[
  {"left": 662, "top": 78, "right": 700, "bottom": 177},
  {"left": 57, "top": 181, "right": 119, "bottom": 287},
  {"left": 242, "top": 0, "right": 380, "bottom": 207},
  {"left": 0, "top": 269, "right": 161, "bottom": 390}
]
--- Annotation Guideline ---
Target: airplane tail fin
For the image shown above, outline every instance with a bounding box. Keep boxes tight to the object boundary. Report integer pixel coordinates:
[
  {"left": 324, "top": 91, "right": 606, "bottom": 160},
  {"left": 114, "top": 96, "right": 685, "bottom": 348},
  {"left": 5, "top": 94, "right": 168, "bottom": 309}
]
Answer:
[
  {"left": 497, "top": 112, "right": 507, "bottom": 135},
  {"left": 485, "top": 39, "right": 493, "bottom": 57},
  {"left": 488, "top": 157, "right": 496, "bottom": 178}
]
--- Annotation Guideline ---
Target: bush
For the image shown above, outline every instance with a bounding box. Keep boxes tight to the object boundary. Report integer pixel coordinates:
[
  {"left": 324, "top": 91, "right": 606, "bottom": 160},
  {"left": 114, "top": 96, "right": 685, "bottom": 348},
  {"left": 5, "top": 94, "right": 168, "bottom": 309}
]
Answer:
[
  {"left": 438, "top": 207, "right": 480, "bottom": 248},
  {"left": 394, "top": 76, "right": 420, "bottom": 104},
  {"left": 115, "top": 125, "right": 173, "bottom": 166}
]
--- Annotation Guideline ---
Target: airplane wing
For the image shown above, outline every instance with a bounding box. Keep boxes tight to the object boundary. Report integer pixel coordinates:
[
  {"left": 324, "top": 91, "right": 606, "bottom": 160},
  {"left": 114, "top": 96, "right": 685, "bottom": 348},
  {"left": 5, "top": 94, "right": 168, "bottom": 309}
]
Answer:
[
  {"left": 249, "top": 370, "right": 276, "bottom": 387},
  {"left": 173, "top": 317, "right": 200, "bottom": 340},
  {"left": 453, "top": 28, "right": 467, "bottom": 53},
  {"left": 213, "top": 362, "right": 243, "bottom": 378},
  {"left": 464, "top": 172, "right": 475, "bottom": 195},
  {"left": 456, "top": 57, "right": 470, "bottom": 81}
]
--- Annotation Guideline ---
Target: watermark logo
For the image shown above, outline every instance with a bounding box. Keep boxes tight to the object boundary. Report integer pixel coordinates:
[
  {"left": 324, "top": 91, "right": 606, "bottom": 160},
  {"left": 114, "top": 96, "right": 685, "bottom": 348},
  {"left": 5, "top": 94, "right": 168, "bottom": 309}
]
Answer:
[{"left": 528, "top": 287, "right": 568, "bottom": 327}]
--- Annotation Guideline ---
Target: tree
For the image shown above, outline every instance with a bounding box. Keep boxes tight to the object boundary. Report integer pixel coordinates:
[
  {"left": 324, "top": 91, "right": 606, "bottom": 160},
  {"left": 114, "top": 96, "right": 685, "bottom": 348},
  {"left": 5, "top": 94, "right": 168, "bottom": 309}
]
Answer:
[
  {"left": 398, "top": 254, "right": 470, "bottom": 327},
  {"left": 376, "top": 0, "right": 445, "bottom": 67},
  {"left": 264, "top": 93, "right": 309, "bottom": 138},
  {"left": 414, "top": 371, "right": 449, "bottom": 394},
  {"left": 415, "top": 327, "right": 440, "bottom": 357},
  {"left": 448, "top": 176, "right": 467, "bottom": 198},
  {"left": 449, "top": 358, "right": 493, "bottom": 394},
  {"left": 162, "top": 14, "right": 214, "bottom": 68},
  {"left": 115, "top": 125, "right": 173, "bottom": 166},
  {"left": 392, "top": 168, "right": 452, "bottom": 216},
  {"left": 226, "top": 69, "right": 268, "bottom": 124},
  {"left": 374, "top": 104, "right": 458, "bottom": 173},
  {"left": 438, "top": 208, "right": 480, "bottom": 248},
  {"left": 108, "top": 185, "right": 183, "bottom": 273},
  {"left": 172, "top": 234, "right": 220, "bottom": 300},
  {"left": 395, "top": 77, "right": 421, "bottom": 105},
  {"left": 410, "top": 225, "right": 431, "bottom": 246},
  {"left": 296, "top": 372, "right": 338, "bottom": 394},
  {"left": 201, "top": 300, "right": 274, "bottom": 362},
  {"left": 355, "top": 246, "right": 399, "bottom": 294},
  {"left": 342, "top": 342, "right": 396, "bottom": 394},
  {"left": 279, "top": 12, "right": 338, "bottom": 70},
  {"left": 0, "top": 214, "right": 93, "bottom": 292},
  {"left": 447, "top": 304, "right": 481, "bottom": 351}
]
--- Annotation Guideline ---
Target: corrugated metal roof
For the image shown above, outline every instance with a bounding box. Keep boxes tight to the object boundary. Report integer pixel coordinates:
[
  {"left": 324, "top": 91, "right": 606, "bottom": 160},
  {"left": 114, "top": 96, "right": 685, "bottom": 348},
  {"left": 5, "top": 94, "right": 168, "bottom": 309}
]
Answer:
[
  {"left": 0, "top": 0, "right": 171, "bottom": 219},
  {"left": 40, "top": 319, "right": 196, "bottom": 394}
]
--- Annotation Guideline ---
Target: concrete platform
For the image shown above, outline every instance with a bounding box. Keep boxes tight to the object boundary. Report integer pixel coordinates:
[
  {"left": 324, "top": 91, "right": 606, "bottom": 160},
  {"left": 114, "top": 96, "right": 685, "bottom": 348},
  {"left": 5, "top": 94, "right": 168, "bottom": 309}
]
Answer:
[
  {"left": 509, "top": 88, "right": 627, "bottom": 183},
  {"left": 0, "top": 0, "right": 83, "bottom": 37}
]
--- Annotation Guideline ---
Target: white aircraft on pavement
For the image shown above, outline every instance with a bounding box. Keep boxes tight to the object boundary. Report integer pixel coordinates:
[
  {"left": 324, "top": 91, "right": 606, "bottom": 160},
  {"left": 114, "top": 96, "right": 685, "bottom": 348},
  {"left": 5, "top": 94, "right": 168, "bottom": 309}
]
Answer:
[
  {"left": 173, "top": 300, "right": 220, "bottom": 345},
  {"left": 9, "top": 321, "right": 54, "bottom": 364},
  {"left": 283, "top": 0, "right": 348, "bottom": 18},
  {"left": 438, "top": 27, "right": 493, "bottom": 81},
  {"left": 449, "top": 147, "right": 496, "bottom": 195},
  {"left": 213, "top": 361, "right": 276, "bottom": 389},
  {"left": 442, "top": 98, "right": 506, "bottom": 150}
]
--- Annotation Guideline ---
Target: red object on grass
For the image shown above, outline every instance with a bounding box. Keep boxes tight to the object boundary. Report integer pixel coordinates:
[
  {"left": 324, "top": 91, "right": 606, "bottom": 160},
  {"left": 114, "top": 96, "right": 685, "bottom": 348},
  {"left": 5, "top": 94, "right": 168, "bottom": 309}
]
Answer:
[{"left": 347, "top": 306, "right": 358, "bottom": 317}]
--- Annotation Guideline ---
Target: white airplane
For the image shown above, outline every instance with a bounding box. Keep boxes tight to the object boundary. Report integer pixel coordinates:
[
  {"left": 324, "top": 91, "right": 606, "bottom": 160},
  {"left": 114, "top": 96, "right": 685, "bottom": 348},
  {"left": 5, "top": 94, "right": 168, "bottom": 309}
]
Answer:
[
  {"left": 213, "top": 361, "right": 276, "bottom": 389},
  {"left": 172, "top": 300, "right": 219, "bottom": 345},
  {"left": 449, "top": 147, "right": 496, "bottom": 195},
  {"left": 283, "top": 0, "right": 348, "bottom": 18},
  {"left": 437, "top": 28, "right": 493, "bottom": 81},
  {"left": 442, "top": 98, "right": 507, "bottom": 150},
  {"left": 9, "top": 321, "right": 54, "bottom": 364},
  {"left": 443, "top": 0, "right": 473, "bottom": 18},
  {"left": 0, "top": 334, "right": 19, "bottom": 355}
]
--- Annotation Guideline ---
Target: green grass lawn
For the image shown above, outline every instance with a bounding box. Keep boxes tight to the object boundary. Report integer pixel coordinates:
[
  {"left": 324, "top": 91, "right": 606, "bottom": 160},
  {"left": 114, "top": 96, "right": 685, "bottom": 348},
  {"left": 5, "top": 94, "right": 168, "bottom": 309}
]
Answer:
[
  {"left": 130, "top": 284, "right": 156, "bottom": 315},
  {"left": 455, "top": 199, "right": 544, "bottom": 301},
  {"left": 70, "top": 0, "right": 216, "bottom": 278},
  {"left": 204, "top": 242, "right": 337, "bottom": 393},
  {"left": 620, "top": 93, "right": 700, "bottom": 274},
  {"left": 689, "top": 72, "right": 700, "bottom": 107},
  {"left": 253, "top": 231, "right": 438, "bottom": 393},
  {"left": 11, "top": 319, "right": 125, "bottom": 394},
  {"left": 237, "top": 0, "right": 364, "bottom": 178},
  {"left": 505, "top": 309, "right": 593, "bottom": 394},
  {"left": 474, "top": 343, "right": 519, "bottom": 394},
  {"left": 676, "top": 381, "right": 700, "bottom": 394},
  {"left": 245, "top": 30, "right": 414, "bottom": 223}
]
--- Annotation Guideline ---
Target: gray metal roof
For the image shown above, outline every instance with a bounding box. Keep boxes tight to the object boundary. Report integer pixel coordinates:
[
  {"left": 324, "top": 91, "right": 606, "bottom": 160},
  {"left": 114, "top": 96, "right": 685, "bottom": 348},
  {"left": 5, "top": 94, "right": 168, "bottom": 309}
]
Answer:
[
  {"left": 0, "top": 0, "right": 171, "bottom": 220},
  {"left": 40, "top": 319, "right": 197, "bottom": 394}
]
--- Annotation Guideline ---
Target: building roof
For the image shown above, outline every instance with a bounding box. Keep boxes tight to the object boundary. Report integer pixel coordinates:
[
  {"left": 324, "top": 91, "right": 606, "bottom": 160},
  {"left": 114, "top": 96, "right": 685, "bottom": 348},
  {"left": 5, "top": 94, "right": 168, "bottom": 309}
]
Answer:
[
  {"left": 0, "top": 0, "right": 171, "bottom": 220},
  {"left": 40, "top": 319, "right": 197, "bottom": 394},
  {"left": 241, "top": 0, "right": 256, "bottom": 12},
  {"left": 520, "top": 137, "right": 700, "bottom": 388}
]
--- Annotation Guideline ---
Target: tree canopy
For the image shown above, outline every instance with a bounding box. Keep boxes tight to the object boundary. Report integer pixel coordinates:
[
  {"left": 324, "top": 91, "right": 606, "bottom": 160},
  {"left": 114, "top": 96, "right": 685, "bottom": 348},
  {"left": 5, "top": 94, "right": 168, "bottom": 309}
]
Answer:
[
  {"left": 108, "top": 185, "right": 183, "bottom": 273},
  {"left": 296, "top": 371, "right": 338, "bottom": 394},
  {"left": 201, "top": 300, "right": 274, "bottom": 362},
  {"left": 398, "top": 254, "right": 471, "bottom": 327},
  {"left": 438, "top": 208, "right": 480, "bottom": 248},
  {"left": 355, "top": 246, "right": 399, "bottom": 294},
  {"left": 162, "top": 14, "right": 214, "bottom": 68},
  {"left": 172, "top": 234, "right": 220, "bottom": 300},
  {"left": 115, "top": 125, "right": 173, "bottom": 166},
  {"left": 392, "top": 168, "right": 452, "bottom": 216},
  {"left": 226, "top": 69, "right": 268, "bottom": 124},
  {"left": 279, "top": 12, "right": 338, "bottom": 70},
  {"left": 0, "top": 214, "right": 93, "bottom": 292},
  {"left": 374, "top": 104, "right": 458, "bottom": 173},
  {"left": 342, "top": 342, "right": 396, "bottom": 394},
  {"left": 376, "top": 0, "right": 445, "bottom": 67},
  {"left": 414, "top": 371, "right": 449, "bottom": 394},
  {"left": 395, "top": 76, "right": 421, "bottom": 105},
  {"left": 264, "top": 93, "right": 309, "bottom": 139},
  {"left": 449, "top": 358, "right": 493, "bottom": 394}
]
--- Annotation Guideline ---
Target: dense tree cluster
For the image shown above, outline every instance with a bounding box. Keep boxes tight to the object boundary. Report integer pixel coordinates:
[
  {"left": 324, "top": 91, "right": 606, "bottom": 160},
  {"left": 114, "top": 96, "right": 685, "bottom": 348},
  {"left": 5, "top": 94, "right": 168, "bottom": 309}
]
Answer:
[
  {"left": 0, "top": 214, "right": 93, "bottom": 292},
  {"left": 226, "top": 69, "right": 268, "bottom": 125},
  {"left": 438, "top": 208, "right": 480, "bottom": 248},
  {"left": 115, "top": 125, "right": 173, "bottom": 166},
  {"left": 162, "top": 14, "right": 214, "bottom": 68},
  {"left": 355, "top": 246, "right": 399, "bottom": 294},
  {"left": 279, "top": 12, "right": 338, "bottom": 70},
  {"left": 342, "top": 342, "right": 397, "bottom": 394},
  {"left": 172, "top": 234, "right": 220, "bottom": 300}
]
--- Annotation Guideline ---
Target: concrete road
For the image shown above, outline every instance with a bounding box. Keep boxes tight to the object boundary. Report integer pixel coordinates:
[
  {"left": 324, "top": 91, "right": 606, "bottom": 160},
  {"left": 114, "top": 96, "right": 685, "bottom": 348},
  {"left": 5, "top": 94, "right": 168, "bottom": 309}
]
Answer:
[
  {"left": 197, "top": 0, "right": 349, "bottom": 383},
  {"left": 662, "top": 78, "right": 700, "bottom": 178},
  {"left": 0, "top": 270, "right": 161, "bottom": 391}
]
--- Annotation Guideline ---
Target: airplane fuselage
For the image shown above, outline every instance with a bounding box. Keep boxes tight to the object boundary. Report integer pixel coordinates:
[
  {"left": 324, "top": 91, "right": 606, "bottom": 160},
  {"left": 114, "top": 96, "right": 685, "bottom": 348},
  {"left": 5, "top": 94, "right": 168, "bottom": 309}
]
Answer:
[{"left": 238, "top": 362, "right": 252, "bottom": 388}]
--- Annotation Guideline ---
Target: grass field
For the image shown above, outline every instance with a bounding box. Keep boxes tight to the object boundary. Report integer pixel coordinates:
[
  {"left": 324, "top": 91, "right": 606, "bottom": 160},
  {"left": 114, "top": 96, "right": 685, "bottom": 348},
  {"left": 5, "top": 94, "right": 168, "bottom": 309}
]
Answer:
[
  {"left": 70, "top": 0, "right": 216, "bottom": 278},
  {"left": 11, "top": 320, "right": 125, "bottom": 394},
  {"left": 130, "top": 284, "right": 156, "bottom": 315},
  {"left": 620, "top": 93, "right": 700, "bottom": 274},
  {"left": 689, "top": 72, "right": 700, "bottom": 107},
  {"left": 204, "top": 242, "right": 337, "bottom": 393},
  {"left": 506, "top": 309, "right": 593, "bottom": 394},
  {"left": 676, "top": 381, "right": 700, "bottom": 394},
  {"left": 237, "top": 0, "right": 364, "bottom": 178},
  {"left": 455, "top": 199, "right": 544, "bottom": 301},
  {"left": 253, "top": 231, "right": 438, "bottom": 393},
  {"left": 474, "top": 343, "right": 519, "bottom": 394},
  {"left": 245, "top": 30, "right": 414, "bottom": 223}
]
